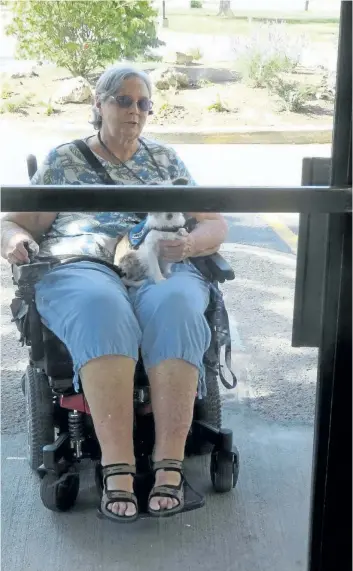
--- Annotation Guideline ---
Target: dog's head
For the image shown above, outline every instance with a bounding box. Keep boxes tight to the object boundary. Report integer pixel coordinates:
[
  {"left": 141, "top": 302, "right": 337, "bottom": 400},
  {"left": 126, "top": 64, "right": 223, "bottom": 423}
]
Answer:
[
  {"left": 145, "top": 178, "right": 188, "bottom": 229},
  {"left": 146, "top": 212, "right": 186, "bottom": 230}
]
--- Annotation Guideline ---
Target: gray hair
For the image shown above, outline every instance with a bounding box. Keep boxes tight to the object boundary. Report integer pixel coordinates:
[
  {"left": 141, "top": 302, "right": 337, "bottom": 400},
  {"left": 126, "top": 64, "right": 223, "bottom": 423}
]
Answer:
[{"left": 90, "top": 64, "right": 153, "bottom": 130}]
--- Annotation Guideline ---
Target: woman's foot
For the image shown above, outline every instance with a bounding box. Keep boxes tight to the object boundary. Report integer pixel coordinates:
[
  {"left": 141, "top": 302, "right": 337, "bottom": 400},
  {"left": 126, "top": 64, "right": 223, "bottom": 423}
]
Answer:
[
  {"left": 148, "top": 460, "right": 185, "bottom": 515},
  {"left": 100, "top": 463, "right": 138, "bottom": 522},
  {"left": 105, "top": 473, "right": 137, "bottom": 517}
]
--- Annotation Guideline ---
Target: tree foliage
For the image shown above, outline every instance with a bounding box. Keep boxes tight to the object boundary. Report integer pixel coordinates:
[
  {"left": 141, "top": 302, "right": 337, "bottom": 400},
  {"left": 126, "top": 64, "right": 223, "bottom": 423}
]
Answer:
[{"left": 5, "top": 0, "right": 158, "bottom": 77}]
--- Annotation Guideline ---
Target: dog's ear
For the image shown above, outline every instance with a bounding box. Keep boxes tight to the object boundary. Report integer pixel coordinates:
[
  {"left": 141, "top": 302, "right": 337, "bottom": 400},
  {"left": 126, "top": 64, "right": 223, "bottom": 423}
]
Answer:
[{"left": 172, "top": 177, "right": 189, "bottom": 186}]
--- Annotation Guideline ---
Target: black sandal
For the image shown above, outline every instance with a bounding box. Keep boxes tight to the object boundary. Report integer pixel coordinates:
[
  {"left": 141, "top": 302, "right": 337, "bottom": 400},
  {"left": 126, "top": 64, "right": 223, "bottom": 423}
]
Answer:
[
  {"left": 99, "top": 463, "right": 139, "bottom": 523},
  {"left": 148, "top": 459, "right": 185, "bottom": 518}
]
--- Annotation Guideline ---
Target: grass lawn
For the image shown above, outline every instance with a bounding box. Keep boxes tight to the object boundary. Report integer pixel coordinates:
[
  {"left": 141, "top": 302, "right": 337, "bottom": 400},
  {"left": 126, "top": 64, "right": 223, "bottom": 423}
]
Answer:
[
  {"left": 166, "top": 10, "right": 339, "bottom": 42},
  {"left": 166, "top": 7, "right": 340, "bottom": 23}
]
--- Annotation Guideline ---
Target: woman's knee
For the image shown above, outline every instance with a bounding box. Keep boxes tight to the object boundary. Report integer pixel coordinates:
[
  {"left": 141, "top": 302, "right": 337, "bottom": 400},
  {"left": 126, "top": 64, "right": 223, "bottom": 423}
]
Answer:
[
  {"left": 140, "top": 287, "right": 211, "bottom": 366},
  {"left": 35, "top": 267, "right": 142, "bottom": 360}
]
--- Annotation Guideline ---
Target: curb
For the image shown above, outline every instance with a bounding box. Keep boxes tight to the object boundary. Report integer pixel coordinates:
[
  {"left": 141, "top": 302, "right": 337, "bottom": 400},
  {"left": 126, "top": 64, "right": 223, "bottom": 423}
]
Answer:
[
  {"left": 144, "top": 126, "right": 332, "bottom": 145},
  {"left": 2, "top": 119, "right": 332, "bottom": 145}
]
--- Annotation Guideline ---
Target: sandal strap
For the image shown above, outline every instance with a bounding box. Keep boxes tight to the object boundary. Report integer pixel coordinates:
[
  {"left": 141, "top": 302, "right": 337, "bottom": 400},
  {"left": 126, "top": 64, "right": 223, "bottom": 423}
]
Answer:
[
  {"left": 150, "top": 483, "right": 183, "bottom": 500},
  {"left": 102, "top": 463, "right": 136, "bottom": 487},
  {"left": 153, "top": 459, "right": 183, "bottom": 472},
  {"left": 104, "top": 490, "right": 138, "bottom": 504}
]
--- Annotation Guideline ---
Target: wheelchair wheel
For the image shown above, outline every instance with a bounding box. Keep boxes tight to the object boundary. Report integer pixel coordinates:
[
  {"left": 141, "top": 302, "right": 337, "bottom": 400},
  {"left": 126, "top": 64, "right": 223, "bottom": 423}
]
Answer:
[
  {"left": 25, "top": 365, "right": 54, "bottom": 471},
  {"left": 210, "top": 448, "right": 239, "bottom": 493},
  {"left": 186, "top": 368, "right": 221, "bottom": 455},
  {"left": 40, "top": 469, "right": 80, "bottom": 512}
]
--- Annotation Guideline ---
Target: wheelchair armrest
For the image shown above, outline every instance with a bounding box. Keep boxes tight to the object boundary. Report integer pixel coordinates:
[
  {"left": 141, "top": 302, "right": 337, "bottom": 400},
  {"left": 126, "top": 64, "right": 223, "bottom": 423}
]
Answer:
[
  {"left": 205, "top": 252, "right": 235, "bottom": 282},
  {"left": 12, "top": 260, "right": 52, "bottom": 287},
  {"left": 27, "top": 154, "right": 38, "bottom": 179},
  {"left": 190, "top": 252, "right": 234, "bottom": 283}
]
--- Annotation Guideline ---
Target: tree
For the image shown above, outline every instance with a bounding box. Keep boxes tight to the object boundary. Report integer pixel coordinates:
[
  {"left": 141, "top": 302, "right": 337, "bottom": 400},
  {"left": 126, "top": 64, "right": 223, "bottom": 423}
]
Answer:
[
  {"left": 5, "top": 0, "right": 158, "bottom": 78},
  {"left": 217, "top": 0, "right": 234, "bottom": 17}
]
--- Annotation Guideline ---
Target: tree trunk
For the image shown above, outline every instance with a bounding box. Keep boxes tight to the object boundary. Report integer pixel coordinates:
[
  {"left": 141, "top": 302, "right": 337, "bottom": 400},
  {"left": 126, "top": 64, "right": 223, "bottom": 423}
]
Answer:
[
  {"left": 217, "top": 0, "right": 234, "bottom": 17},
  {"left": 304, "top": 0, "right": 309, "bottom": 10}
]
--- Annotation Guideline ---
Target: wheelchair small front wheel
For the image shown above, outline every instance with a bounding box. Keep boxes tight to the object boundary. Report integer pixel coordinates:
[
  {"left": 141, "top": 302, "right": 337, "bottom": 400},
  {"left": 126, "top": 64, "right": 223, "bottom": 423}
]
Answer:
[
  {"left": 40, "top": 470, "right": 80, "bottom": 512},
  {"left": 210, "top": 448, "right": 239, "bottom": 493}
]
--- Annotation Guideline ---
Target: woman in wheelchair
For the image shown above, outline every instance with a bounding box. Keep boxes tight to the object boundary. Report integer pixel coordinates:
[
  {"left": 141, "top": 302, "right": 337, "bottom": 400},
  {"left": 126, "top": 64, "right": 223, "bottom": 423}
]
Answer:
[{"left": 1, "top": 65, "right": 228, "bottom": 523}]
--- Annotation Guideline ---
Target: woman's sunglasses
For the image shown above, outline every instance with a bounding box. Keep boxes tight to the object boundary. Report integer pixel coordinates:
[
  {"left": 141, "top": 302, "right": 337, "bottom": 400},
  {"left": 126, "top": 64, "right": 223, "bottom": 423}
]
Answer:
[{"left": 112, "top": 95, "right": 153, "bottom": 115}]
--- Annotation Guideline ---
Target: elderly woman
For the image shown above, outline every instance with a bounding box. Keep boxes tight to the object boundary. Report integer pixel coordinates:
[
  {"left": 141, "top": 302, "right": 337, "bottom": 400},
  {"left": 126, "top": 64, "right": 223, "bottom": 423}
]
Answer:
[{"left": 1, "top": 65, "right": 227, "bottom": 522}]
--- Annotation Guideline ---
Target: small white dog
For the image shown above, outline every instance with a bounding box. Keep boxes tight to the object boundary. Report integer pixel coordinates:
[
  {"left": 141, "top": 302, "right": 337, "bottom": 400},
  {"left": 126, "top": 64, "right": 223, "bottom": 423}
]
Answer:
[{"left": 116, "top": 211, "right": 188, "bottom": 286}]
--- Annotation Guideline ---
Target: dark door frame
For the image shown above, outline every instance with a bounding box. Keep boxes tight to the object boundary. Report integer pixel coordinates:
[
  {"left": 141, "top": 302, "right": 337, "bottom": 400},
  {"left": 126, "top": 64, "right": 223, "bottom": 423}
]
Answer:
[{"left": 307, "top": 2, "right": 352, "bottom": 570}]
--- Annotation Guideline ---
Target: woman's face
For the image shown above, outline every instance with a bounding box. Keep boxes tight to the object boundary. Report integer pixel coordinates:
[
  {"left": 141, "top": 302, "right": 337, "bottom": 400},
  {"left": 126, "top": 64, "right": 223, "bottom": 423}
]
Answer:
[{"left": 98, "top": 76, "right": 151, "bottom": 143}]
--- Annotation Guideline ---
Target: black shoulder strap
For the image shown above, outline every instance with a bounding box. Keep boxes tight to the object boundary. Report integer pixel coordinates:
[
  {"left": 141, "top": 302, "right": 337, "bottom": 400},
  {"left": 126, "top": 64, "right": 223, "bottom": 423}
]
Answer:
[
  {"left": 73, "top": 139, "right": 115, "bottom": 185},
  {"left": 72, "top": 139, "right": 147, "bottom": 221}
]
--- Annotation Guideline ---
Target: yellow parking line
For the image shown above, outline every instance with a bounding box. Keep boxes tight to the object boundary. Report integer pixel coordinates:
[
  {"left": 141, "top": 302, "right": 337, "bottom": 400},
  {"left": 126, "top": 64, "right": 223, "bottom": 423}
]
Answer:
[{"left": 261, "top": 214, "right": 298, "bottom": 254}]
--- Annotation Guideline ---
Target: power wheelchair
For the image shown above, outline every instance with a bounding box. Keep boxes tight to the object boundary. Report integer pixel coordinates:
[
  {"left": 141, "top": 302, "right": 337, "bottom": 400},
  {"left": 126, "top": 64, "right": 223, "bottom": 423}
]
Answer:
[{"left": 10, "top": 154, "right": 240, "bottom": 517}]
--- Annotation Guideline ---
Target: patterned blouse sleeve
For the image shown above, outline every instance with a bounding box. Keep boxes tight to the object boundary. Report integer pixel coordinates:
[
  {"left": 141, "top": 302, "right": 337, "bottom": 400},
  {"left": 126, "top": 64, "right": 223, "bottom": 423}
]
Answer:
[
  {"left": 30, "top": 148, "right": 61, "bottom": 185},
  {"left": 166, "top": 147, "right": 197, "bottom": 185}
]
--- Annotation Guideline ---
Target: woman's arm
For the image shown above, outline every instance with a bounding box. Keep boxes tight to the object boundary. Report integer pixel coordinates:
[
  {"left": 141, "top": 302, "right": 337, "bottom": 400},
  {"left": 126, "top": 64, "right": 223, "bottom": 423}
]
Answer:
[
  {"left": 1, "top": 213, "right": 57, "bottom": 263},
  {"left": 1, "top": 150, "right": 59, "bottom": 262},
  {"left": 187, "top": 212, "right": 228, "bottom": 257}
]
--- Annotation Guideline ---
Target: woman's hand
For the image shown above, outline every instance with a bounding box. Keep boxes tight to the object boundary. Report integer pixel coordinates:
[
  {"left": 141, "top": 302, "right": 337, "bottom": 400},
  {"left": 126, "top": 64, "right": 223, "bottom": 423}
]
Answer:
[
  {"left": 159, "top": 213, "right": 227, "bottom": 262},
  {"left": 4, "top": 233, "right": 39, "bottom": 265},
  {"left": 159, "top": 234, "right": 195, "bottom": 262}
]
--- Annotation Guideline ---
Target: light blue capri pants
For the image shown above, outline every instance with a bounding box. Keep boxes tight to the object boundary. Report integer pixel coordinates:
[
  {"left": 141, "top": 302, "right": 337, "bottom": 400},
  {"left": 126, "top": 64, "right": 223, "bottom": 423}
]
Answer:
[{"left": 35, "top": 261, "right": 212, "bottom": 395}]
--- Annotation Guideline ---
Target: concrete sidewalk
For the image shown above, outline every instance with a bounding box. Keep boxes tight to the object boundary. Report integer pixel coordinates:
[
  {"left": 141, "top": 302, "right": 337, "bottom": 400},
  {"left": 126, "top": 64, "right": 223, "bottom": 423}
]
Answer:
[{"left": 1, "top": 407, "right": 313, "bottom": 571}]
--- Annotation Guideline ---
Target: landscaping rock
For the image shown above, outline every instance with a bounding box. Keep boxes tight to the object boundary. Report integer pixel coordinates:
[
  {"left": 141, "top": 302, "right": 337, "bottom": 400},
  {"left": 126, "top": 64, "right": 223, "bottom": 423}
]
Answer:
[
  {"left": 150, "top": 67, "right": 189, "bottom": 90},
  {"left": 163, "top": 51, "right": 194, "bottom": 65},
  {"left": 52, "top": 77, "right": 93, "bottom": 104},
  {"left": 175, "top": 51, "right": 194, "bottom": 65}
]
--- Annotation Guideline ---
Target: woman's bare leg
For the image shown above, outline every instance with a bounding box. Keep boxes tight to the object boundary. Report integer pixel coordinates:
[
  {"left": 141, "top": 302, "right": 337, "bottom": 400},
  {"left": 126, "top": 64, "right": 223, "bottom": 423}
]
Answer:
[
  {"left": 81, "top": 355, "right": 136, "bottom": 516},
  {"left": 148, "top": 359, "right": 199, "bottom": 511}
]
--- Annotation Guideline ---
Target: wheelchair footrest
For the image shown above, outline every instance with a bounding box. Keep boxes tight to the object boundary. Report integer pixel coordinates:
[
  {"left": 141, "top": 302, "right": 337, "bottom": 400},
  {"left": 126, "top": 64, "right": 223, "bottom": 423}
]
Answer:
[
  {"left": 95, "top": 466, "right": 205, "bottom": 517},
  {"left": 138, "top": 479, "right": 205, "bottom": 519}
]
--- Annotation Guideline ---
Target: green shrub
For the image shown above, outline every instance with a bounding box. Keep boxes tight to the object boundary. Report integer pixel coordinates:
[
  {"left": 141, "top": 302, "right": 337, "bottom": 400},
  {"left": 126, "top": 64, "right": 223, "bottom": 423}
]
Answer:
[
  {"left": 271, "top": 77, "right": 315, "bottom": 112},
  {"left": 1, "top": 84, "right": 13, "bottom": 99},
  {"left": 240, "top": 51, "right": 297, "bottom": 88},
  {"left": 0, "top": 92, "right": 34, "bottom": 114},
  {"left": 4, "top": 0, "right": 158, "bottom": 79},
  {"left": 190, "top": 1, "right": 202, "bottom": 8},
  {"left": 198, "top": 78, "right": 213, "bottom": 87},
  {"left": 207, "top": 94, "right": 229, "bottom": 113},
  {"left": 45, "top": 103, "right": 55, "bottom": 116},
  {"left": 235, "top": 21, "right": 306, "bottom": 88},
  {"left": 1, "top": 100, "right": 24, "bottom": 113}
]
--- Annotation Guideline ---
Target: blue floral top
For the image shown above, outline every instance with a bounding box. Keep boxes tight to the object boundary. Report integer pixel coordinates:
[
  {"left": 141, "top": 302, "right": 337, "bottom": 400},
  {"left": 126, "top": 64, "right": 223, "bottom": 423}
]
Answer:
[{"left": 31, "top": 138, "right": 195, "bottom": 263}]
